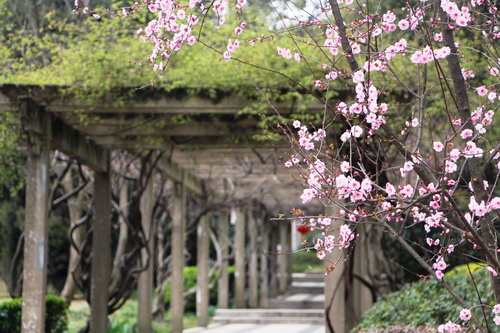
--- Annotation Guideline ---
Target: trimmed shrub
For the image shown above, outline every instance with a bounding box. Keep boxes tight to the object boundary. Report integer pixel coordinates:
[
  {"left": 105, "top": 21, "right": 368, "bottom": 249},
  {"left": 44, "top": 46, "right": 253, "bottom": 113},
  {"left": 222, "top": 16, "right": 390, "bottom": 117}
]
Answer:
[
  {"left": 164, "top": 266, "right": 235, "bottom": 313},
  {"left": 356, "top": 264, "right": 493, "bottom": 331},
  {"left": 0, "top": 295, "right": 68, "bottom": 333}
]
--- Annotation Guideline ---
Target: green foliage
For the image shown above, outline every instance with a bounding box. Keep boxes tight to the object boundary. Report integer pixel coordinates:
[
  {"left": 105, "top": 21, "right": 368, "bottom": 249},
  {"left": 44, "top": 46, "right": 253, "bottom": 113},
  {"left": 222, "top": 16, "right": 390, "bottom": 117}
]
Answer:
[
  {"left": 47, "top": 213, "right": 70, "bottom": 292},
  {"left": 101, "top": 299, "right": 198, "bottom": 333},
  {"left": 0, "top": 295, "right": 68, "bottom": 333},
  {"left": 0, "top": 112, "right": 24, "bottom": 198},
  {"left": 0, "top": 298, "right": 22, "bottom": 332},
  {"left": 0, "top": 200, "right": 24, "bottom": 297},
  {"left": 164, "top": 266, "right": 235, "bottom": 313},
  {"left": 44, "top": 295, "right": 69, "bottom": 333},
  {"left": 356, "top": 264, "right": 494, "bottom": 331},
  {"left": 0, "top": 197, "right": 71, "bottom": 296},
  {"left": 291, "top": 249, "right": 323, "bottom": 273}
]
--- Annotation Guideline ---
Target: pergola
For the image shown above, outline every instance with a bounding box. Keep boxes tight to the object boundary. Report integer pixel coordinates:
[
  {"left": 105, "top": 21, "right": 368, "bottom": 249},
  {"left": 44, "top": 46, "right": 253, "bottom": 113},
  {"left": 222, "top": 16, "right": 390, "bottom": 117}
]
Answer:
[{"left": 0, "top": 84, "right": 362, "bottom": 333}]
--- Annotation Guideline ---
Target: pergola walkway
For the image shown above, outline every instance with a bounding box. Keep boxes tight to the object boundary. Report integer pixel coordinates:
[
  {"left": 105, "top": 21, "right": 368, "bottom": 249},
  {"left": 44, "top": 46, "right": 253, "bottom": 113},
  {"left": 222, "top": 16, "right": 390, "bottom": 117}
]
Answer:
[
  {"left": 186, "top": 323, "right": 325, "bottom": 333},
  {"left": 0, "top": 84, "right": 374, "bottom": 333}
]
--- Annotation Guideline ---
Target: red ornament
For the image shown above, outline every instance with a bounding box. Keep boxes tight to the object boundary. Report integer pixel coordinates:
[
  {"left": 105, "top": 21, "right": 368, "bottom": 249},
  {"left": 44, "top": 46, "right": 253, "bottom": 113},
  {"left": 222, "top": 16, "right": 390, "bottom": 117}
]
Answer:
[{"left": 297, "top": 225, "right": 310, "bottom": 238}]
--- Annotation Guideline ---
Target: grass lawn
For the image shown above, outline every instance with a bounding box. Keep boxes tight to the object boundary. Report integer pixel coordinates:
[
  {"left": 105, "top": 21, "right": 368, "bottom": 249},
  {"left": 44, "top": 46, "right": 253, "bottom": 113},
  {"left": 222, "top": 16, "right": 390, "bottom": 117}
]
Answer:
[{"left": 68, "top": 299, "right": 199, "bottom": 333}]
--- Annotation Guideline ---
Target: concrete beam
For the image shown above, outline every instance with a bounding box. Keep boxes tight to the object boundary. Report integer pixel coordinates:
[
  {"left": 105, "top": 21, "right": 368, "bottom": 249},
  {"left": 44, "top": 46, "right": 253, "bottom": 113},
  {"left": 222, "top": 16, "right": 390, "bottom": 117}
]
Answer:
[
  {"left": 160, "top": 157, "right": 203, "bottom": 196},
  {"left": 50, "top": 116, "right": 108, "bottom": 172},
  {"left": 17, "top": 98, "right": 107, "bottom": 173},
  {"left": 92, "top": 136, "right": 284, "bottom": 150}
]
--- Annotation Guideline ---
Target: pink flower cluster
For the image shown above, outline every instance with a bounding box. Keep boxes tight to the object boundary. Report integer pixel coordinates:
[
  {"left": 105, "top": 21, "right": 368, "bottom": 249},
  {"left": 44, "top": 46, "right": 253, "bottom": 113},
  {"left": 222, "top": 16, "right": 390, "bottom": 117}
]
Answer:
[
  {"left": 440, "top": 0, "right": 472, "bottom": 27},
  {"left": 410, "top": 46, "right": 451, "bottom": 64},
  {"left": 138, "top": 0, "right": 249, "bottom": 71}
]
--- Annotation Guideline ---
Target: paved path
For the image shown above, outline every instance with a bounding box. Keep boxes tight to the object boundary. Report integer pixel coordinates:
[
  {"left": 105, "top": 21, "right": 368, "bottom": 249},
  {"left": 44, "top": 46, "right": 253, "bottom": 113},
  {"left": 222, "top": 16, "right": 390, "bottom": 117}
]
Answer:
[{"left": 185, "top": 323, "right": 325, "bottom": 333}]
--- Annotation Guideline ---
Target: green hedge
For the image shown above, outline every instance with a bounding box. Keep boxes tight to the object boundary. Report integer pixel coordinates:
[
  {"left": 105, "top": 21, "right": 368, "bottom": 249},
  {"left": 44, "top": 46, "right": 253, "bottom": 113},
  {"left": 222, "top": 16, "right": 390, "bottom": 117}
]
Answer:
[
  {"left": 164, "top": 266, "right": 235, "bottom": 313},
  {"left": 356, "top": 264, "right": 494, "bottom": 331},
  {"left": 0, "top": 295, "right": 68, "bottom": 333}
]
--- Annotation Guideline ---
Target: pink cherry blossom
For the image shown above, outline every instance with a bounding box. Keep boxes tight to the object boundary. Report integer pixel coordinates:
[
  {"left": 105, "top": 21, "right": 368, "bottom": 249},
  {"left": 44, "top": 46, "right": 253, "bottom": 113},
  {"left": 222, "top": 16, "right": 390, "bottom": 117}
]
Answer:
[
  {"left": 433, "top": 141, "right": 444, "bottom": 152},
  {"left": 340, "top": 161, "right": 350, "bottom": 172},
  {"left": 398, "top": 19, "right": 409, "bottom": 30},
  {"left": 488, "top": 266, "right": 499, "bottom": 277},
  {"left": 351, "top": 125, "right": 363, "bottom": 138},
  {"left": 385, "top": 183, "right": 396, "bottom": 196},
  {"left": 352, "top": 71, "right": 365, "bottom": 83},
  {"left": 461, "top": 129, "right": 473, "bottom": 139},
  {"left": 476, "top": 85, "right": 489, "bottom": 96},
  {"left": 340, "top": 131, "right": 351, "bottom": 143},
  {"left": 460, "top": 308, "right": 471, "bottom": 321}
]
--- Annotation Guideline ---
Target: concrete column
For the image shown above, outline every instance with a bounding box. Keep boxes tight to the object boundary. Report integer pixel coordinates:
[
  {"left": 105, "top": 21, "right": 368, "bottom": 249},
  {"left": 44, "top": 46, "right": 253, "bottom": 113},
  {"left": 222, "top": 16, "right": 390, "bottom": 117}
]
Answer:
[
  {"left": 259, "top": 214, "right": 269, "bottom": 308},
  {"left": 137, "top": 157, "right": 154, "bottom": 333},
  {"left": 171, "top": 179, "right": 186, "bottom": 333},
  {"left": 21, "top": 109, "right": 51, "bottom": 333},
  {"left": 268, "top": 222, "right": 279, "bottom": 298},
  {"left": 248, "top": 211, "right": 258, "bottom": 308},
  {"left": 324, "top": 205, "right": 345, "bottom": 333},
  {"left": 91, "top": 161, "right": 111, "bottom": 333},
  {"left": 278, "top": 222, "right": 289, "bottom": 295},
  {"left": 217, "top": 210, "right": 229, "bottom": 309},
  {"left": 347, "top": 223, "right": 373, "bottom": 330},
  {"left": 196, "top": 212, "right": 210, "bottom": 327},
  {"left": 286, "top": 223, "right": 293, "bottom": 286},
  {"left": 234, "top": 207, "right": 246, "bottom": 308}
]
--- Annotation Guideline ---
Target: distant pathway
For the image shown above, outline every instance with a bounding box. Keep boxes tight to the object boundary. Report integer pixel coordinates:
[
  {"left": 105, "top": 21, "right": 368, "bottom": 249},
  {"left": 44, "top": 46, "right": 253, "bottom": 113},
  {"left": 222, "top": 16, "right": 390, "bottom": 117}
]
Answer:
[
  {"left": 185, "top": 323, "right": 325, "bottom": 333},
  {"left": 186, "top": 273, "right": 326, "bottom": 333}
]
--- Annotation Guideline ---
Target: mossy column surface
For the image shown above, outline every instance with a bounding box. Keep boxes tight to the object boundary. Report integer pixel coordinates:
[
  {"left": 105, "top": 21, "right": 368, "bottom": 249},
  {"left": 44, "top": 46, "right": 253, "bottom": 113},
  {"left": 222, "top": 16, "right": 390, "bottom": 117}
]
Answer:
[{"left": 21, "top": 101, "right": 51, "bottom": 333}]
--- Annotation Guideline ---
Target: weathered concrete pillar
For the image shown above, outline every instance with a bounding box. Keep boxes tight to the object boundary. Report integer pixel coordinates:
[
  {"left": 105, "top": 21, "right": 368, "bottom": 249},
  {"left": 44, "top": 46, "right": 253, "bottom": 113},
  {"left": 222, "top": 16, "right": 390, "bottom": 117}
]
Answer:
[
  {"left": 137, "top": 156, "right": 154, "bottom": 333},
  {"left": 196, "top": 212, "right": 210, "bottom": 327},
  {"left": 171, "top": 178, "right": 186, "bottom": 333},
  {"left": 268, "top": 221, "right": 279, "bottom": 298},
  {"left": 91, "top": 158, "right": 111, "bottom": 333},
  {"left": 286, "top": 222, "right": 293, "bottom": 286},
  {"left": 259, "top": 214, "right": 269, "bottom": 308},
  {"left": 278, "top": 222, "right": 290, "bottom": 295},
  {"left": 346, "top": 223, "right": 373, "bottom": 330},
  {"left": 248, "top": 210, "right": 258, "bottom": 308},
  {"left": 234, "top": 207, "right": 246, "bottom": 308},
  {"left": 21, "top": 103, "right": 51, "bottom": 333},
  {"left": 325, "top": 205, "right": 345, "bottom": 333},
  {"left": 217, "top": 210, "right": 229, "bottom": 309}
]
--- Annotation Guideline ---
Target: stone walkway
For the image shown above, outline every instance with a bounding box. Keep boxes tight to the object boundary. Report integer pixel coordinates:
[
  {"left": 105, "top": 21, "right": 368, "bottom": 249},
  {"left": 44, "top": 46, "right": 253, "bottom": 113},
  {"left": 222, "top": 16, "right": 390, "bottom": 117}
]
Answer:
[{"left": 185, "top": 323, "right": 325, "bottom": 333}]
